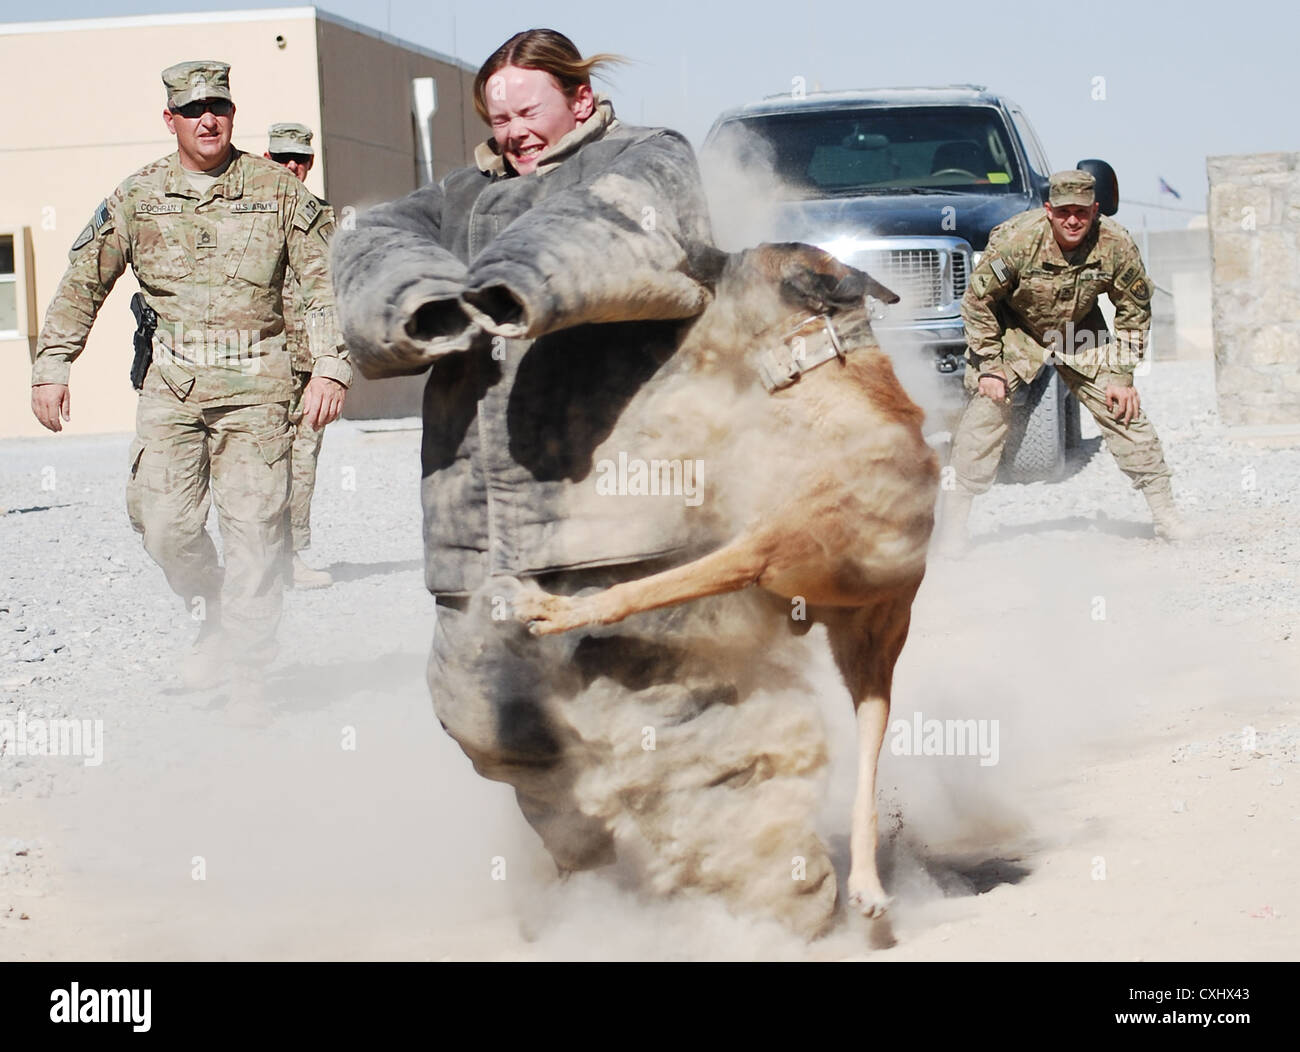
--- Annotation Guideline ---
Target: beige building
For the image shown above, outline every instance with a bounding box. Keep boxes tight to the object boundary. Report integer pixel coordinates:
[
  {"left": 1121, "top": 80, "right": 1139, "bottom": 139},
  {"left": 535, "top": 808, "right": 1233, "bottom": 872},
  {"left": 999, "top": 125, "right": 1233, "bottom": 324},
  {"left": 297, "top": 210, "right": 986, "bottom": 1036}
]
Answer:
[{"left": 0, "top": 6, "right": 481, "bottom": 438}]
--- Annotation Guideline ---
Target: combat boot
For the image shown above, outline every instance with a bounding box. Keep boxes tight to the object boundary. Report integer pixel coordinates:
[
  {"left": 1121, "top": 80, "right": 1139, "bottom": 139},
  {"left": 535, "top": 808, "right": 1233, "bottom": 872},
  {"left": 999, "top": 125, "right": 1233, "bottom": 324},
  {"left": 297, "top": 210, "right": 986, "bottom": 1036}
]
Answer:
[
  {"left": 291, "top": 553, "right": 333, "bottom": 590},
  {"left": 1142, "top": 479, "right": 1190, "bottom": 542},
  {"left": 933, "top": 488, "right": 974, "bottom": 558},
  {"left": 178, "top": 618, "right": 231, "bottom": 692},
  {"left": 226, "top": 675, "right": 274, "bottom": 728}
]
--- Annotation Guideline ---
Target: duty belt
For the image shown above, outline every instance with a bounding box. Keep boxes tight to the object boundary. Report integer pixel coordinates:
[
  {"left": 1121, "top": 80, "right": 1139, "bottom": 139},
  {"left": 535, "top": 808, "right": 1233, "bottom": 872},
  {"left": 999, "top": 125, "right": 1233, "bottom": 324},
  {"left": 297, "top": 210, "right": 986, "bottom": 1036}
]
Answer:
[{"left": 756, "top": 313, "right": 852, "bottom": 393}]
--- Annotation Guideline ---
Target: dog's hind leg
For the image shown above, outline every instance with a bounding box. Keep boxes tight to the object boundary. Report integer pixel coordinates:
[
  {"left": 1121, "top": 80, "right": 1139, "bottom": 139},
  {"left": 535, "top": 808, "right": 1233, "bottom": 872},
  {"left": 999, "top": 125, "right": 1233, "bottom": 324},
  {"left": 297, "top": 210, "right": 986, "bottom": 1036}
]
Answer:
[
  {"left": 514, "top": 534, "right": 776, "bottom": 636},
  {"left": 823, "top": 579, "right": 922, "bottom": 918}
]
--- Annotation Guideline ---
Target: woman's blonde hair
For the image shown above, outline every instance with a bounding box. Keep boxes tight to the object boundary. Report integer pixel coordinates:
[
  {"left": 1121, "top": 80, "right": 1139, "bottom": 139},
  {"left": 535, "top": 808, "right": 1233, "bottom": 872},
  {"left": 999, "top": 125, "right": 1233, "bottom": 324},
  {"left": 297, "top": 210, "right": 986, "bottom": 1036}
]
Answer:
[{"left": 473, "top": 28, "right": 625, "bottom": 123}]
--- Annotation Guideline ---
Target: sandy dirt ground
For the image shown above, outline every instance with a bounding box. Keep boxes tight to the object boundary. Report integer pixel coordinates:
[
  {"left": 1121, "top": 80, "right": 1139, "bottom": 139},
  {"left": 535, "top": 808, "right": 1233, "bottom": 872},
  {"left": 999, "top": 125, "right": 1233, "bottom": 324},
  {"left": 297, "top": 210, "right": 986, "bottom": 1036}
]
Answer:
[{"left": 1, "top": 359, "right": 1297, "bottom": 961}]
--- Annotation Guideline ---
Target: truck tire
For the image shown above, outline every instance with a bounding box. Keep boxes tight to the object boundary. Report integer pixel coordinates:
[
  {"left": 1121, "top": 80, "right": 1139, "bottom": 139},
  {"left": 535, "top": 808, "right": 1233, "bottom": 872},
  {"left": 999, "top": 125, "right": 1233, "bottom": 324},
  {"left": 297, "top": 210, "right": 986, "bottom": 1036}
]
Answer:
[
  {"left": 1064, "top": 391, "right": 1082, "bottom": 450},
  {"left": 1000, "top": 368, "right": 1067, "bottom": 482}
]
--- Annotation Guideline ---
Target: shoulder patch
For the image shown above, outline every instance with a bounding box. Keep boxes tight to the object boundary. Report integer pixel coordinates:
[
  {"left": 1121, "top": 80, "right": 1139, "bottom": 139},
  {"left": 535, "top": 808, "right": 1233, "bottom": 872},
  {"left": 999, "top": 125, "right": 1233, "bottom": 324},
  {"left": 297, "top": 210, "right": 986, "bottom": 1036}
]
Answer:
[
  {"left": 1128, "top": 277, "right": 1151, "bottom": 303},
  {"left": 1116, "top": 263, "right": 1140, "bottom": 289},
  {"left": 316, "top": 220, "right": 335, "bottom": 246},
  {"left": 70, "top": 198, "right": 111, "bottom": 255},
  {"left": 990, "top": 257, "right": 1010, "bottom": 284},
  {"left": 70, "top": 224, "right": 94, "bottom": 253},
  {"left": 292, "top": 195, "right": 322, "bottom": 232}
]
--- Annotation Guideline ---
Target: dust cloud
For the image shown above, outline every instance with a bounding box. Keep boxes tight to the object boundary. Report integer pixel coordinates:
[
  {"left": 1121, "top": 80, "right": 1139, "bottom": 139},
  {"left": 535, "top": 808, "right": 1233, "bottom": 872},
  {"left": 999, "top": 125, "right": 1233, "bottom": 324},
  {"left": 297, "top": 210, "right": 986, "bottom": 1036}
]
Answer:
[
  {"left": 21, "top": 130, "right": 1260, "bottom": 965},
  {"left": 699, "top": 120, "right": 960, "bottom": 438}
]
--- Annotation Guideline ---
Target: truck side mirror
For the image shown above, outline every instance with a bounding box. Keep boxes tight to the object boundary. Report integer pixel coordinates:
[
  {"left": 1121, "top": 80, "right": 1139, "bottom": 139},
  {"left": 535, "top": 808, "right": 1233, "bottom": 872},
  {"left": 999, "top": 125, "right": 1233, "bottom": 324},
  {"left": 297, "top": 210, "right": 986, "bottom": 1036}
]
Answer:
[{"left": 1076, "top": 159, "right": 1119, "bottom": 216}]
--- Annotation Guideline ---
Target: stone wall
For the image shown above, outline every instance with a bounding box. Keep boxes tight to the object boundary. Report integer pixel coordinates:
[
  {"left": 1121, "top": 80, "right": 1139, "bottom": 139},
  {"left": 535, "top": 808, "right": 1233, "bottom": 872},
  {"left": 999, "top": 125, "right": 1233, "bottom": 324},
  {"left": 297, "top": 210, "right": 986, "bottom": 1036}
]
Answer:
[
  {"left": 1207, "top": 152, "right": 1300, "bottom": 427},
  {"left": 1146, "top": 228, "right": 1212, "bottom": 361}
]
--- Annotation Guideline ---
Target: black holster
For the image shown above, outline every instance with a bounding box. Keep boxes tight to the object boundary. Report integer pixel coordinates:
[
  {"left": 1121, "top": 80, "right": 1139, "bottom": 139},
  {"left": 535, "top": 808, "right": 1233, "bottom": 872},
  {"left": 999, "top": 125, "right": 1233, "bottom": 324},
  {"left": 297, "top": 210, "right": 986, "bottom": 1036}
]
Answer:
[{"left": 129, "top": 292, "right": 157, "bottom": 390}]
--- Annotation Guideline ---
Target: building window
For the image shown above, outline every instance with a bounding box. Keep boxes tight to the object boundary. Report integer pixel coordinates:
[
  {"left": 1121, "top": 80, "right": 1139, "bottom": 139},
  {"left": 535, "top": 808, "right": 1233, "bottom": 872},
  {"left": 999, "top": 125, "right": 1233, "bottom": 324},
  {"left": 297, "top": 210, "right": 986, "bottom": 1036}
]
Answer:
[{"left": 0, "top": 234, "right": 17, "bottom": 338}]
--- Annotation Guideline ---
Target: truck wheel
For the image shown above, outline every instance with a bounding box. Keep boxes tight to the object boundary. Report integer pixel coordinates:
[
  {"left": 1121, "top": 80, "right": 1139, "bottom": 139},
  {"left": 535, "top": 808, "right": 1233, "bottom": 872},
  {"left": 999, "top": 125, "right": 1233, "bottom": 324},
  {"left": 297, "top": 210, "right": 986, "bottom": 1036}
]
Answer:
[
  {"left": 1000, "top": 368, "right": 1067, "bottom": 482},
  {"left": 1064, "top": 391, "right": 1082, "bottom": 450}
]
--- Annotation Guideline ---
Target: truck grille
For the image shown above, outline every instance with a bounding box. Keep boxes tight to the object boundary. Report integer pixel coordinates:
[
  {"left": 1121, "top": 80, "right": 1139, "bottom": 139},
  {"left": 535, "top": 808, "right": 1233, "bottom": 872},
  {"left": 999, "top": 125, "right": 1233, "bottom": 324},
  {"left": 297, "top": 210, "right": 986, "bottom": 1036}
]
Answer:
[
  {"left": 854, "top": 244, "right": 970, "bottom": 311},
  {"left": 867, "top": 249, "right": 942, "bottom": 308},
  {"left": 952, "top": 251, "right": 968, "bottom": 299}
]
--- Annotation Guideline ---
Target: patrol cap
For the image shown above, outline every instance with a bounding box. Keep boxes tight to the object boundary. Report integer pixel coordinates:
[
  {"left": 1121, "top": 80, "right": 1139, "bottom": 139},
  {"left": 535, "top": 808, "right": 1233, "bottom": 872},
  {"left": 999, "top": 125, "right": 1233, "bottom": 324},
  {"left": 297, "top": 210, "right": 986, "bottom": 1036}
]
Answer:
[
  {"left": 162, "top": 60, "right": 232, "bottom": 109},
  {"left": 267, "top": 122, "right": 314, "bottom": 156},
  {"left": 1048, "top": 169, "right": 1096, "bottom": 207}
]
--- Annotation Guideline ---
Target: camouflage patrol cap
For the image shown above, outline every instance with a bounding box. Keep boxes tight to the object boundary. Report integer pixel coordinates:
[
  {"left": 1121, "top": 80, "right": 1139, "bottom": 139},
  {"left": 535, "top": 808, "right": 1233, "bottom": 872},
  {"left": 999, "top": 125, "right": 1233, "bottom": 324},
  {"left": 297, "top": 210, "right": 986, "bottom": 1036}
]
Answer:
[
  {"left": 267, "top": 122, "right": 314, "bottom": 156},
  {"left": 1048, "top": 169, "right": 1096, "bottom": 207},
  {"left": 162, "top": 60, "right": 232, "bottom": 109}
]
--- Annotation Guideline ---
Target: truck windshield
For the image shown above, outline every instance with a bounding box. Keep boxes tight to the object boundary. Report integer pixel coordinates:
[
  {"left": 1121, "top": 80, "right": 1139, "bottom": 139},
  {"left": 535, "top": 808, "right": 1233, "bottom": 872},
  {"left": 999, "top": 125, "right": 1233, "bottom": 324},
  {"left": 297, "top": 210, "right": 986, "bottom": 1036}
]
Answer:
[{"left": 713, "top": 105, "right": 1024, "bottom": 197}]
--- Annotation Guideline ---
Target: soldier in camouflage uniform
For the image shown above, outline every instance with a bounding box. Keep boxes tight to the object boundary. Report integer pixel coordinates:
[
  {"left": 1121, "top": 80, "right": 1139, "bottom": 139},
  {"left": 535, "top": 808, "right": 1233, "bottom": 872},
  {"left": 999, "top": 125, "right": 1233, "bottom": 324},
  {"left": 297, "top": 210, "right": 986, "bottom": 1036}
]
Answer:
[
  {"left": 31, "top": 61, "right": 352, "bottom": 714},
  {"left": 938, "top": 169, "right": 1184, "bottom": 552},
  {"left": 264, "top": 122, "right": 334, "bottom": 589}
]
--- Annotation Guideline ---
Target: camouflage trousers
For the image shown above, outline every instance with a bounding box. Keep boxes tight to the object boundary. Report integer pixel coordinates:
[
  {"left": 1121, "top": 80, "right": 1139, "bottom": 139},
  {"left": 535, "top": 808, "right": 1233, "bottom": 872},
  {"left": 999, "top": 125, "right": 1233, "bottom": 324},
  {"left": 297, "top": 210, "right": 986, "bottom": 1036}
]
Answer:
[
  {"left": 950, "top": 362, "right": 1173, "bottom": 496},
  {"left": 126, "top": 371, "right": 292, "bottom": 669},
  {"left": 288, "top": 370, "right": 324, "bottom": 552},
  {"left": 429, "top": 568, "right": 838, "bottom": 937}
]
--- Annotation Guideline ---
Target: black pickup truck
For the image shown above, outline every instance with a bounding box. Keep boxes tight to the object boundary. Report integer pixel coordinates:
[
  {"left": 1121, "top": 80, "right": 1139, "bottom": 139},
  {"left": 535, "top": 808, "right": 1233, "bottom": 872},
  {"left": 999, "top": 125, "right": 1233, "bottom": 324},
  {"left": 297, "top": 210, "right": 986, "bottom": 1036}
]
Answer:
[{"left": 701, "top": 86, "right": 1119, "bottom": 481}]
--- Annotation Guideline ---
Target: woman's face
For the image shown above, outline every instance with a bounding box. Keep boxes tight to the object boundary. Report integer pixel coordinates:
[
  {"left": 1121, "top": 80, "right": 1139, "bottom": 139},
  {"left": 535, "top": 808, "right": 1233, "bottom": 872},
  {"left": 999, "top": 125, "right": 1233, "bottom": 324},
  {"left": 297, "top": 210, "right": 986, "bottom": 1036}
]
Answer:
[{"left": 485, "top": 64, "right": 594, "bottom": 174}]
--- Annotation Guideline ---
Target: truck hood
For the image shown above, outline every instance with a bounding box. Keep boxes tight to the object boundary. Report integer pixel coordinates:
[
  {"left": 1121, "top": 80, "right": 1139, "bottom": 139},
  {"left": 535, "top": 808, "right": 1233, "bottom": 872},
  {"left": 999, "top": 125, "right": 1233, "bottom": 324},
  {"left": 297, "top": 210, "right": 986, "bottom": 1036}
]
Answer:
[{"left": 766, "top": 192, "right": 1039, "bottom": 252}]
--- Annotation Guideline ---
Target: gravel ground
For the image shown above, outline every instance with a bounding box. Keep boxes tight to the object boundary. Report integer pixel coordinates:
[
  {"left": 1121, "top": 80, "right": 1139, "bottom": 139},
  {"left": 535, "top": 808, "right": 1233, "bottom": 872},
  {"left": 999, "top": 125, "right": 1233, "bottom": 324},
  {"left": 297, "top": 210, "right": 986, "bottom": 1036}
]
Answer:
[
  {"left": 1, "top": 358, "right": 1297, "bottom": 960},
  {"left": 967, "top": 361, "right": 1300, "bottom": 641}
]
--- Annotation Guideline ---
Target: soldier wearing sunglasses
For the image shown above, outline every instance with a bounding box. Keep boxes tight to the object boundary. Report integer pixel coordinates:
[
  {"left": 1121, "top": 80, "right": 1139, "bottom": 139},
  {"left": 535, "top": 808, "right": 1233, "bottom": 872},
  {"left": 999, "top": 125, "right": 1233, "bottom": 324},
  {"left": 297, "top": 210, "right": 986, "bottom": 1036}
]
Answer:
[
  {"left": 263, "top": 122, "right": 337, "bottom": 590},
  {"left": 31, "top": 61, "right": 352, "bottom": 722}
]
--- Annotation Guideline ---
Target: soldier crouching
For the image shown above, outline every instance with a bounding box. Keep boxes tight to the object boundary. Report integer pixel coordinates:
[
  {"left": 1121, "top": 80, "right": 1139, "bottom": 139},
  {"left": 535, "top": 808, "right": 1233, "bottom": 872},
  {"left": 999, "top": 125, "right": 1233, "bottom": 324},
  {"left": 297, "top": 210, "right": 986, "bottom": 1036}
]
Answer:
[{"left": 937, "top": 169, "right": 1185, "bottom": 553}]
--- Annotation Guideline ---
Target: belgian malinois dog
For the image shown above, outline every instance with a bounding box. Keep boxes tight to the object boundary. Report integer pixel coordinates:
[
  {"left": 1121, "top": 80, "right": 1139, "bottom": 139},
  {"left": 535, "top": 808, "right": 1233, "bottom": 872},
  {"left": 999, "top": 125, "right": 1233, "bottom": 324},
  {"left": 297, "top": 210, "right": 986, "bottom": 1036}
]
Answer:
[{"left": 514, "top": 242, "right": 939, "bottom": 919}]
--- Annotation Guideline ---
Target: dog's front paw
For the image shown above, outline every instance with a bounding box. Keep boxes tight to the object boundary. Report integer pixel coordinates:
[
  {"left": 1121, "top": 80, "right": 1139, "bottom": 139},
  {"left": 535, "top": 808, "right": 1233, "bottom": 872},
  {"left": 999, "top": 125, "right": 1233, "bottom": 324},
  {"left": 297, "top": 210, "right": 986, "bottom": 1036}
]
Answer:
[{"left": 848, "top": 885, "right": 893, "bottom": 919}]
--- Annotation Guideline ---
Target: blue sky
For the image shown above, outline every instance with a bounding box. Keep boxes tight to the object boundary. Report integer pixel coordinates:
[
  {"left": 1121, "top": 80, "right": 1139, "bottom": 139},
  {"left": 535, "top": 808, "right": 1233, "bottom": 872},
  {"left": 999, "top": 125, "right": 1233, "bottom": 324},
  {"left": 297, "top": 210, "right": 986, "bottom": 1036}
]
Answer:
[{"left": 3, "top": 0, "right": 1294, "bottom": 230}]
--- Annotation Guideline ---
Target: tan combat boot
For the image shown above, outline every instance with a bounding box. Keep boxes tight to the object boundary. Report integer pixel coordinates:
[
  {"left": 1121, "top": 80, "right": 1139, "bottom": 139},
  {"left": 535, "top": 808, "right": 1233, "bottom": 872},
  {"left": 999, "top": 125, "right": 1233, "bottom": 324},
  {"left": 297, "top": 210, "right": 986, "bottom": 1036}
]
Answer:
[
  {"left": 1142, "top": 479, "right": 1190, "bottom": 542},
  {"left": 226, "top": 675, "right": 274, "bottom": 728},
  {"left": 178, "top": 619, "right": 231, "bottom": 692},
  {"left": 292, "top": 553, "right": 333, "bottom": 589},
  {"left": 933, "top": 488, "right": 974, "bottom": 557}
]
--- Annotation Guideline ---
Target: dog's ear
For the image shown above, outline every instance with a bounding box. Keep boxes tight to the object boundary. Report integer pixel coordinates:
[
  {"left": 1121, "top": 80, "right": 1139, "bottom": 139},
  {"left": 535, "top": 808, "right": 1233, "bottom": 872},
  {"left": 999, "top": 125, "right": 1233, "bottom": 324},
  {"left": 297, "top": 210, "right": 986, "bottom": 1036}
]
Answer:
[
  {"left": 823, "top": 267, "right": 901, "bottom": 308},
  {"left": 860, "top": 270, "right": 900, "bottom": 305},
  {"left": 827, "top": 270, "right": 866, "bottom": 306},
  {"left": 780, "top": 262, "right": 833, "bottom": 313},
  {"left": 685, "top": 241, "right": 731, "bottom": 289},
  {"left": 781, "top": 262, "right": 869, "bottom": 313}
]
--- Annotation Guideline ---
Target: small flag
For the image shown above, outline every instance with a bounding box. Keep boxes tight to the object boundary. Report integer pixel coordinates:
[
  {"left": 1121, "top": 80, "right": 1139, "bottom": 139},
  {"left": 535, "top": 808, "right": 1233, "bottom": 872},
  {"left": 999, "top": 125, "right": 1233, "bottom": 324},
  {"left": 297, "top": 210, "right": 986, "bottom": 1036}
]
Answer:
[{"left": 1158, "top": 177, "right": 1182, "bottom": 200}]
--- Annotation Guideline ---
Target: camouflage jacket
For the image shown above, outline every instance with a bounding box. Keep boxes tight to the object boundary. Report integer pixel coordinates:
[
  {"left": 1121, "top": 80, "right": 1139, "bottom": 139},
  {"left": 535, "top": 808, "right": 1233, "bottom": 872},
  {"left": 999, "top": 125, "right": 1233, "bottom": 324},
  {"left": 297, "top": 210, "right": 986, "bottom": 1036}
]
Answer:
[
  {"left": 33, "top": 149, "right": 351, "bottom": 404},
  {"left": 281, "top": 196, "right": 339, "bottom": 375},
  {"left": 961, "top": 211, "right": 1153, "bottom": 385},
  {"left": 333, "top": 101, "right": 716, "bottom": 595}
]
